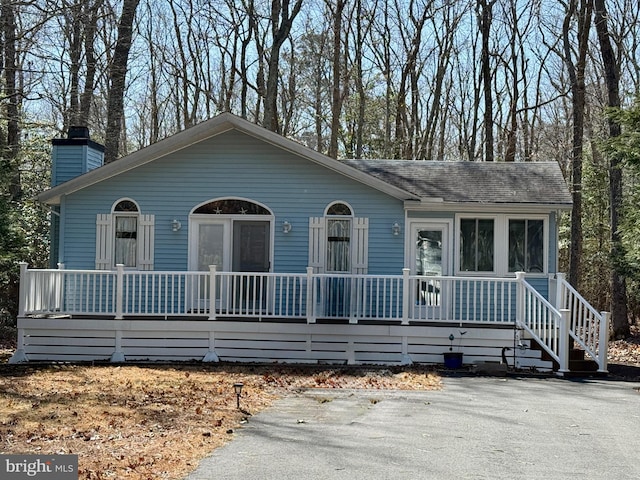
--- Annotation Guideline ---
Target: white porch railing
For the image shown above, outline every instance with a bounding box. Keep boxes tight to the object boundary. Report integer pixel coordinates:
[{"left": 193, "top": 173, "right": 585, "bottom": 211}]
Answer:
[
  {"left": 555, "top": 273, "right": 610, "bottom": 373},
  {"left": 18, "top": 263, "right": 609, "bottom": 372}
]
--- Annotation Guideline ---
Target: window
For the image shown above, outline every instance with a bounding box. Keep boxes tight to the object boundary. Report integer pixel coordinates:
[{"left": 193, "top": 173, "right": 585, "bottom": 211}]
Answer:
[
  {"left": 113, "top": 201, "right": 138, "bottom": 267},
  {"left": 509, "top": 219, "right": 544, "bottom": 272},
  {"left": 95, "top": 199, "right": 154, "bottom": 270},
  {"left": 326, "top": 203, "right": 352, "bottom": 273},
  {"left": 459, "top": 218, "right": 494, "bottom": 272},
  {"left": 308, "top": 202, "right": 368, "bottom": 274}
]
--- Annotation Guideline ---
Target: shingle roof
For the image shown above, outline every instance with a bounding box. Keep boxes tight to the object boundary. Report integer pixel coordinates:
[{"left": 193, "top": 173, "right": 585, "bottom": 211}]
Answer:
[{"left": 341, "top": 160, "right": 572, "bottom": 206}]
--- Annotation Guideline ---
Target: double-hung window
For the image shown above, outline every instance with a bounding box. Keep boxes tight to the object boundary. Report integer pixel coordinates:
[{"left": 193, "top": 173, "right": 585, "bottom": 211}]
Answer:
[
  {"left": 459, "top": 218, "right": 495, "bottom": 272},
  {"left": 326, "top": 203, "right": 352, "bottom": 273},
  {"left": 114, "top": 200, "right": 139, "bottom": 267},
  {"left": 95, "top": 199, "right": 155, "bottom": 270},
  {"left": 508, "top": 219, "right": 544, "bottom": 273}
]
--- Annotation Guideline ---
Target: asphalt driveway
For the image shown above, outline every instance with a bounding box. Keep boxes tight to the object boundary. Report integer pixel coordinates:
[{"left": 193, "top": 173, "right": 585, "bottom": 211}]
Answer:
[{"left": 185, "top": 376, "right": 640, "bottom": 480}]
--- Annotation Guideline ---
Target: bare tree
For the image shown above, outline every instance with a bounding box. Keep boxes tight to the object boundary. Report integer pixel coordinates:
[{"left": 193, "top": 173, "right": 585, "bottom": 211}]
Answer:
[
  {"left": 476, "top": 0, "right": 497, "bottom": 162},
  {"left": 594, "top": 0, "right": 629, "bottom": 338},
  {"left": 104, "top": 0, "right": 140, "bottom": 164},
  {"left": 261, "top": 0, "right": 303, "bottom": 133},
  {"left": 1, "top": 0, "right": 21, "bottom": 201},
  {"left": 562, "top": 0, "right": 592, "bottom": 288}
]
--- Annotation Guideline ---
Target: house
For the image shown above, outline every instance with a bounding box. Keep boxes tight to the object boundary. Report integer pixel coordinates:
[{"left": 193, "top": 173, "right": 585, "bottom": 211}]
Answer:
[{"left": 11, "top": 113, "right": 609, "bottom": 373}]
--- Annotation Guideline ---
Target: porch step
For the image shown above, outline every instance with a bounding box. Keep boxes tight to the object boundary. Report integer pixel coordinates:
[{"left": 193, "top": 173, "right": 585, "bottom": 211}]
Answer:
[{"left": 526, "top": 337, "right": 604, "bottom": 376}]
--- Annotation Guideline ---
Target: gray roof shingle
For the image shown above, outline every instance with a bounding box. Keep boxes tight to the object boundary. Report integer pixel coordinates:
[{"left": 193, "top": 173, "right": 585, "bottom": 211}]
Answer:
[{"left": 341, "top": 160, "right": 572, "bottom": 205}]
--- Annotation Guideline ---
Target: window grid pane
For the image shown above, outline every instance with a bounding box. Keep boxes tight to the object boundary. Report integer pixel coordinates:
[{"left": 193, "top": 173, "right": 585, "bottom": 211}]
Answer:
[
  {"left": 327, "top": 219, "right": 351, "bottom": 272},
  {"left": 115, "top": 216, "right": 137, "bottom": 267}
]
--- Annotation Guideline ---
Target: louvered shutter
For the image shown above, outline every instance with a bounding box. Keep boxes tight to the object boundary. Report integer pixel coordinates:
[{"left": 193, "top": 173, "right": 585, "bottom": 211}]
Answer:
[
  {"left": 352, "top": 217, "right": 369, "bottom": 274},
  {"left": 138, "top": 214, "right": 155, "bottom": 270},
  {"left": 95, "top": 214, "right": 113, "bottom": 269},
  {"left": 308, "top": 217, "right": 325, "bottom": 273}
]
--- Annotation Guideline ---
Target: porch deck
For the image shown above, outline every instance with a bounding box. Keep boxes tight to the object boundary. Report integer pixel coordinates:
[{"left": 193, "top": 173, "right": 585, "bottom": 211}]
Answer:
[{"left": 13, "top": 264, "right": 609, "bottom": 373}]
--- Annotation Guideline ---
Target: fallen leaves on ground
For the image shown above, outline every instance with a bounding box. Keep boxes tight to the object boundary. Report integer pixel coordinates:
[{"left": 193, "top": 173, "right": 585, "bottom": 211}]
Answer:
[
  {"left": 608, "top": 325, "right": 640, "bottom": 366},
  {"left": 0, "top": 364, "right": 440, "bottom": 480}
]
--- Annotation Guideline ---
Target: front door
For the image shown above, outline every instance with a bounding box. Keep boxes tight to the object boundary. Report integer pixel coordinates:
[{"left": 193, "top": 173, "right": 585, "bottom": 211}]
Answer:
[
  {"left": 409, "top": 221, "right": 451, "bottom": 318},
  {"left": 190, "top": 218, "right": 272, "bottom": 312}
]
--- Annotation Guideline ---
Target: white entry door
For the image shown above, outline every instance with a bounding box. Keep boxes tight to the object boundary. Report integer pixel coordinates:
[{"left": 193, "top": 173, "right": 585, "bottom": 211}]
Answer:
[
  {"left": 190, "top": 218, "right": 272, "bottom": 312},
  {"left": 409, "top": 221, "right": 452, "bottom": 318}
]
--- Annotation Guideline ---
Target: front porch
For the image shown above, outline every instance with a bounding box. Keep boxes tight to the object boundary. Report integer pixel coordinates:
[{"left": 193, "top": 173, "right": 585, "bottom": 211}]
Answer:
[{"left": 12, "top": 264, "right": 609, "bottom": 373}]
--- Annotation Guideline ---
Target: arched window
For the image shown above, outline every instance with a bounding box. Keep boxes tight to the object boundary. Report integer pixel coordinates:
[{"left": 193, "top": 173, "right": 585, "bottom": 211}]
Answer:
[
  {"left": 95, "top": 199, "right": 154, "bottom": 270},
  {"left": 113, "top": 200, "right": 139, "bottom": 267},
  {"left": 325, "top": 202, "right": 353, "bottom": 273},
  {"left": 194, "top": 199, "right": 270, "bottom": 215},
  {"left": 309, "top": 202, "right": 368, "bottom": 274}
]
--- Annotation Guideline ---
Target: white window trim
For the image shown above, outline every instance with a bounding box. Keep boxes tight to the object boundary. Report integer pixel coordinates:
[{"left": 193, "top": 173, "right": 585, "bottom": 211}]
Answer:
[{"left": 454, "top": 214, "right": 548, "bottom": 277}]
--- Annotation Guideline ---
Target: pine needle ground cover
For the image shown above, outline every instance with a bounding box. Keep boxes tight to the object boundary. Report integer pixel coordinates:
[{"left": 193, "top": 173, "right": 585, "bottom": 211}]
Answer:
[{"left": 0, "top": 364, "right": 441, "bottom": 480}]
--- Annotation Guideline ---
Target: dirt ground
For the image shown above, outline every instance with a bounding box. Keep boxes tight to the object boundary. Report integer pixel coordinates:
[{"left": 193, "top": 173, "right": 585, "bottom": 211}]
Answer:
[
  {"left": 0, "top": 360, "right": 441, "bottom": 480},
  {"left": 0, "top": 325, "right": 639, "bottom": 480}
]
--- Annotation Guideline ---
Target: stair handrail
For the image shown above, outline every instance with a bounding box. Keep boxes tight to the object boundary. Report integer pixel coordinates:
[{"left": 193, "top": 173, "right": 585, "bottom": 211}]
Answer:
[
  {"left": 516, "top": 272, "right": 569, "bottom": 372},
  {"left": 555, "top": 273, "right": 609, "bottom": 373}
]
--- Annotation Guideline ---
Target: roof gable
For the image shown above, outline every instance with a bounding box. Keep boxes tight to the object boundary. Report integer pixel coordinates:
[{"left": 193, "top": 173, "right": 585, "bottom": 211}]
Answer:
[{"left": 38, "top": 113, "right": 418, "bottom": 204}]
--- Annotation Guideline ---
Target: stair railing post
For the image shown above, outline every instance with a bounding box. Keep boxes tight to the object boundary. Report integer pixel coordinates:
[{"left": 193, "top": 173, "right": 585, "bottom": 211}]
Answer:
[
  {"left": 597, "top": 311, "right": 610, "bottom": 373},
  {"left": 115, "top": 264, "right": 124, "bottom": 320},
  {"left": 515, "top": 272, "right": 525, "bottom": 325},
  {"left": 402, "top": 268, "right": 410, "bottom": 325},
  {"left": 208, "top": 265, "right": 217, "bottom": 320},
  {"left": 558, "top": 308, "right": 571, "bottom": 374},
  {"left": 555, "top": 273, "right": 567, "bottom": 311}
]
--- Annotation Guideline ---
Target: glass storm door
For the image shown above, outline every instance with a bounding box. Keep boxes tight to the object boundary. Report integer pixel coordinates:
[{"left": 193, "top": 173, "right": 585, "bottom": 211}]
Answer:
[{"left": 411, "top": 222, "right": 450, "bottom": 318}]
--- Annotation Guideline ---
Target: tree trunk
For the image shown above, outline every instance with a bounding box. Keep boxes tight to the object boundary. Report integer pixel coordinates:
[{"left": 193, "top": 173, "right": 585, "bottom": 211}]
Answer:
[
  {"left": 594, "top": 0, "right": 629, "bottom": 338},
  {"left": 104, "top": 0, "right": 140, "bottom": 164},
  {"left": 477, "top": 0, "right": 496, "bottom": 162},
  {"left": 262, "top": 0, "right": 303, "bottom": 133},
  {"left": 1, "top": 0, "right": 21, "bottom": 201},
  {"left": 328, "top": 0, "right": 345, "bottom": 158},
  {"left": 563, "top": 0, "right": 592, "bottom": 289}
]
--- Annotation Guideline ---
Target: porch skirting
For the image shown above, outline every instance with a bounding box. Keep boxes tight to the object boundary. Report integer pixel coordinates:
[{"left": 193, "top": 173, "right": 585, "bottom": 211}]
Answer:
[{"left": 13, "top": 316, "right": 552, "bottom": 370}]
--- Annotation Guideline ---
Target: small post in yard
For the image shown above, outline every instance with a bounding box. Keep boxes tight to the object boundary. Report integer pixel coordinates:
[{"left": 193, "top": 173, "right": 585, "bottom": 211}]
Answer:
[
  {"left": 115, "top": 264, "right": 124, "bottom": 320},
  {"left": 597, "top": 311, "right": 610, "bottom": 373},
  {"left": 558, "top": 309, "right": 571, "bottom": 374},
  {"left": 208, "top": 265, "right": 217, "bottom": 320}
]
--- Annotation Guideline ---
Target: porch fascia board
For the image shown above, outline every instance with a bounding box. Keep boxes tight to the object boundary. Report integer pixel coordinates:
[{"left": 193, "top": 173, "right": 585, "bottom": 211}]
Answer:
[{"left": 404, "top": 201, "right": 572, "bottom": 213}]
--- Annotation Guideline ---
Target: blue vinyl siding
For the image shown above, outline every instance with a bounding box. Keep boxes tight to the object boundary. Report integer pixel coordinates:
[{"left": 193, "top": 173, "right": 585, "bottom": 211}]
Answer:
[
  {"left": 59, "top": 130, "right": 405, "bottom": 274},
  {"left": 52, "top": 145, "right": 86, "bottom": 186}
]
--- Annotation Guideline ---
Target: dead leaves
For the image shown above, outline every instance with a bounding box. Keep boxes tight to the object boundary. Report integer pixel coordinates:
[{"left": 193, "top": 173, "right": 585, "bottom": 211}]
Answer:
[{"left": 0, "top": 364, "right": 440, "bottom": 480}]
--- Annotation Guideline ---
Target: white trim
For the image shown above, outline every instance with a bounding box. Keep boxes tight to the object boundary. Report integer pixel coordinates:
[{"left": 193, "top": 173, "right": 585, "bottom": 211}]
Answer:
[{"left": 406, "top": 201, "right": 571, "bottom": 213}]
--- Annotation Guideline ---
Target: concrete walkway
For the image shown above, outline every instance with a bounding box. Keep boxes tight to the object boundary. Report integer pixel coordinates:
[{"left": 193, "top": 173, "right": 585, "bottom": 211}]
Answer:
[{"left": 185, "top": 376, "right": 640, "bottom": 480}]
